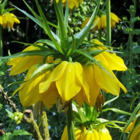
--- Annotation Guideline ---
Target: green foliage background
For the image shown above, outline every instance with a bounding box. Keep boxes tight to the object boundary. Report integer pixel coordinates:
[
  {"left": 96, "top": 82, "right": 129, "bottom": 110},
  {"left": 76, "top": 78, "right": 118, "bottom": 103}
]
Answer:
[{"left": 0, "top": 0, "right": 140, "bottom": 140}]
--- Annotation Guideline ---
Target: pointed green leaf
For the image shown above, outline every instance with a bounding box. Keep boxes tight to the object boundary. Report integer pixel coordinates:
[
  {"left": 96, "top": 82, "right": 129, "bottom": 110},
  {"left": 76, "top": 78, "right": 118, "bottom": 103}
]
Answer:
[
  {"left": 12, "top": 4, "right": 42, "bottom": 27},
  {"left": 29, "top": 63, "right": 56, "bottom": 79},
  {"left": 103, "top": 96, "right": 119, "bottom": 106},
  {"left": 6, "top": 109, "right": 14, "bottom": 119},
  {"left": 36, "top": 39, "right": 57, "bottom": 50},
  {"left": 1, "top": 50, "right": 55, "bottom": 59},
  {"left": 74, "top": 6, "right": 98, "bottom": 48},
  {"left": 13, "top": 129, "right": 31, "bottom": 136},
  {"left": 53, "top": 0, "right": 68, "bottom": 50},
  {"left": 35, "top": 0, "right": 63, "bottom": 53},
  {"left": 102, "top": 108, "right": 131, "bottom": 115}
]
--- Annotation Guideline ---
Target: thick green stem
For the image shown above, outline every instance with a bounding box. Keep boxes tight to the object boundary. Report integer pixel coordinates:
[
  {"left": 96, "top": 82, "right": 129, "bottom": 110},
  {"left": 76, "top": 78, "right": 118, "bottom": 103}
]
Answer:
[
  {"left": 129, "top": 30, "right": 133, "bottom": 81},
  {"left": 133, "top": 0, "right": 137, "bottom": 14},
  {"left": 66, "top": 100, "right": 75, "bottom": 140},
  {"left": 42, "top": 111, "right": 50, "bottom": 140},
  {"left": 106, "top": 0, "right": 111, "bottom": 46},
  {"left": 0, "top": 25, "right": 3, "bottom": 56}
]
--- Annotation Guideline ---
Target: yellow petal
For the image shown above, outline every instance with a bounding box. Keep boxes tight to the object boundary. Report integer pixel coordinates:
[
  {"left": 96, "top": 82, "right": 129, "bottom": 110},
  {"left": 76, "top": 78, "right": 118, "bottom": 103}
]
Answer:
[
  {"left": 100, "top": 52, "right": 127, "bottom": 71},
  {"left": 18, "top": 65, "right": 47, "bottom": 107},
  {"left": 0, "top": 16, "right": 3, "bottom": 24},
  {"left": 84, "top": 131, "right": 93, "bottom": 140},
  {"left": 92, "top": 129, "right": 99, "bottom": 140},
  {"left": 92, "top": 16, "right": 100, "bottom": 31},
  {"left": 111, "top": 13, "right": 121, "bottom": 23},
  {"left": 39, "top": 61, "right": 68, "bottom": 93},
  {"left": 100, "top": 15, "right": 106, "bottom": 29},
  {"left": 7, "top": 44, "right": 47, "bottom": 75},
  {"left": 61, "top": 126, "right": 68, "bottom": 140},
  {"left": 74, "top": 89, "right": 85, "bottom": 107},
  {"left": 98, "top": 127, "right": 112, "bottom": 140},
  {"left": 94, "top": 63, "right": 127, "bottom": 96},
  {"left": 75, "top": 62, "right": 89, "bottom": 101},
  {"left": 83, "top": 64, "right": 100, "bottom": 106},
  {"left": 81, "top": 17, "right": 90, "bottom": 29},
  {"left": 8, "top": 56, "right": 44, "bottom": 75},
  {"left": 94, "top": 53, "right": 109, "bottom": 67},
  {"left": 41, "top": 84, "right": 58, "bottom": 110},
  {"left": 56, "top": 62, "right": 81, "bottom": 101}
]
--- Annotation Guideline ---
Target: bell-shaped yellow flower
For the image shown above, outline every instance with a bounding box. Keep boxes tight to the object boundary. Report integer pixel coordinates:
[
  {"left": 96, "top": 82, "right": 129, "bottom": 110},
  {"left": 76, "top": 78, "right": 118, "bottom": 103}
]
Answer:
[
  {"left": 39, "top": 61, "right": 89, "bottom": 107},
  {"left": 83, "top": 63, "right": 127, "bottom": 106},
  {"left": 61, "top": 126, "right": 100, "bottom": 140},
  {"left": 81, "top": 40, "right": 127, "bottom": 106},
  {"left": 0, "top": 12, "right": 20, "bottom": 31},
  {"left": 7, "top": 44, "right": 53, "bottom": 75},
  {"left": 98, "top": 127, "right": 112, "bottom": 140},
  {"left": 56, "top": 0, "right": 83, "bottom": 9},
  {"left": 81, "top": 12, "right": 121, "bottom": 31}
]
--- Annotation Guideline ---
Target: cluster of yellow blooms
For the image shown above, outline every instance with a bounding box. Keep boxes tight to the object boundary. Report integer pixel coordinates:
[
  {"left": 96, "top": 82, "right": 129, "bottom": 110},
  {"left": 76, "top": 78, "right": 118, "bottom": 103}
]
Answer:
[
  {"left": 0, "top": 12, "right": 20, "bottom": 31},
  {"left": 61, "top": 126, "right": 112, "bottom": 140},
  {"left": 7, "top": 39, "right": 127, "bottom": 110},
  {"left": 81, "top": 13, "right": 121, "bottom": 31},
  {"left": 56, "top": 0, "right": 83, "bottom": 9}
]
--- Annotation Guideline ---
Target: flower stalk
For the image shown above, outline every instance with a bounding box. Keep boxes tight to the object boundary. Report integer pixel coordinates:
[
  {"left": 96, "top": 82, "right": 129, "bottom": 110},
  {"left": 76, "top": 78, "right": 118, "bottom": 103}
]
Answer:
[
  {"left": 129, "top": 5, "right": 136, "bottom": 81},
  {"left": 66, "top": 100, "right": 75, "bottom": 140},
  {"left": 106, "top": 0, "right": 111, "bottom": 46}
]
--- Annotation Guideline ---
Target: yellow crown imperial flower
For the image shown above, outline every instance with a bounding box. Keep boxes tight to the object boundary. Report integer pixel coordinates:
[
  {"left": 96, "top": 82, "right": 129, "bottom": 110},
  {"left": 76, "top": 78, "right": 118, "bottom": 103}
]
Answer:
[
  {"left": 8, "top": 39, "right": 127, "bottom": 109},
  {"left": 61, "top": 126, "right": 100, "bottom": 140},
  {"left": 56, "top": 0, "right": 83, "bottom": 9},
  {"left": 0, "top": 12, "right": 20, "bottom": 31},
  {"left": 81, "top": 12, "right": 121, "bottom": 31},
  {"left": 82, "top": 39, "right": 127, "bottom": 107},
  {"left": 61, "top": 125, "right": 112, "bottom": 140}
]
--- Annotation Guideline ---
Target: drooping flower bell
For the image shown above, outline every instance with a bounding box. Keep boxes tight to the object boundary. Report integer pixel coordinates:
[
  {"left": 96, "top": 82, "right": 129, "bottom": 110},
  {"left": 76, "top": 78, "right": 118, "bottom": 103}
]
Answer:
[
  {"left": 81, "top": 39, "right": 127, "bottom": 107},
  {"left": 81, "top": 12, "right": 121, "bottom": 31},
  {"left": 0, "top": 12, "right": 20, "bottom": 31},
  {"left": 56, "top": 0, "right": 84, "bottom": 9},
  {"left": 6, "top": 0, "right": 127, "bottom": 111},
  {"left": 8, "top": 39, "right": 127, "bottom": 110}
]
